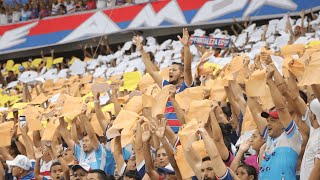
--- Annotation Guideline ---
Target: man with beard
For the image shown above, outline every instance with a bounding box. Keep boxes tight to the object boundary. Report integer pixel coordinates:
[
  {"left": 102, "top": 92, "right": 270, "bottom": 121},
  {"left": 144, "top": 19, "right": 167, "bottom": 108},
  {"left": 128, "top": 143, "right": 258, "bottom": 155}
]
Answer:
[{"left": 133, "top": 28, "right": 193, "bottom": 133}]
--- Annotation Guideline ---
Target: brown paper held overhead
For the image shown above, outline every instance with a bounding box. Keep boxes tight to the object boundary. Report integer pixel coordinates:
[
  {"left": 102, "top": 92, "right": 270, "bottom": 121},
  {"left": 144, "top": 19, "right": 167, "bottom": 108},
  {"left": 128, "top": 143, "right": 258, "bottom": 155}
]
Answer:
[
  {"left": 175, "top": 145, "right": 196, "bottom": 179},
  {"left": 124, "top": 96, "right": 143, "bottom": 114},
  {"left": 53, "top": 79, "right": 66, "bottom": 90},
  {"left": 106, "top": 110, "right": 139, "bottom": 140},
  {"left": 90, "top": 113, "right": 105, "bottom": 137},
  {"left": 259, "top": 86, "right": 275, "bottom": 111},
  {"left": 160, "top": 67, "right": 170, "bottom": 81},
  {"left": 241, "top": 106, "right": 257, "bottom": 134},
  {"left": 61, "top": 95, "right": 84, "bottom": 120},
  {"left": 80, "top": 84, "right": 93, "bottom": 95},
  {"left": 144, "top": 84, "right": 161, "bottom": 97},
  {"left": 206, "top": 79, "right": 228, "bottom": 101},
  {"left": 280, "top": 44, "right": 305, "bottom": 57},
  {"left": 91, "top": 83, "right": 110, "bottom": 95},
  {"left": 68, "top": 82, "right": 81, "bottom": 97},
  {"left": 65, "top": 75, "right": 79, "bottom": 85},
  {"left": 43, "top": 79, "right": 54, "bottom": 92},
  {"left": 187, "top": 100, "right": 211, "bottom": 124},
  {"left": 245, "top": 79, "right": 266, "bottom": 97},
  {"left": 138, "top": 73, "right": 155, "bottom": 91},
  {"left": 178, "top": 119, "right": 199, "bottom": 151},
  {"left": 299, "top": 52, "right": 320, "bottom": 86},
  {"left": 0, "top": 121, "right": 14, "bottom": 147},
  {"left": 175, "top": 86, "right": 204, "bottom": 110},
  {"left": 30, "top": 93, "right": 49, "bottom": 105},
  {"left": 152, "top": 85, "right": 171, "bottom": 117},
  {"left": 80, "top": 75, "right": 93, "bottom": 84},
  {"left": 121, "top": 121, "right": 136, "bottom": 148},
  {"left": 24, "top": 106, "right": 43, "bottom": 131},
  {"left": 191, "top": 140, "right": 209, "bottom": 159},
  {"left": 42, "top": 119, "right": 60, "bottom": 141},
  {"left": 142, "top": 94, "right": 153, "bottom": 108},
  {"left": 282, "top": 58, "right": 304, "bottom": 78}
]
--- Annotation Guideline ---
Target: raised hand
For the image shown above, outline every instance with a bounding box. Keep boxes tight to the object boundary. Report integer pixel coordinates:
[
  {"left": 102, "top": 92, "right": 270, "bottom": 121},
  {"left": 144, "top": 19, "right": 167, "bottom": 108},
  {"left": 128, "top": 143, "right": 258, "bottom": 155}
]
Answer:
[
  {"left": 141, "top": 124, "right": 152, "bottom": 143},
  {"left": 266, "top": 64, "right": 275, "bottom": 80},
  {"left": 243, "top": 56, "right": 250, "bottom": 67},
  {"left": 35, "top": 147, "right": 44, "bottom": 160},
  {"left": 155, "top": 118, "right": 167, "bottom": 138},
  {"left": 238, "top": 139, "right": 250, "bottom": 153},
  {"left": 132, "top": 36, "right": 143, "bottom": 51},
  {"left": 177, "top": 28, "right": 190, "bottom": 46},
  {"left": 169, "top": 85, "right": 176, "bottom": 99}
]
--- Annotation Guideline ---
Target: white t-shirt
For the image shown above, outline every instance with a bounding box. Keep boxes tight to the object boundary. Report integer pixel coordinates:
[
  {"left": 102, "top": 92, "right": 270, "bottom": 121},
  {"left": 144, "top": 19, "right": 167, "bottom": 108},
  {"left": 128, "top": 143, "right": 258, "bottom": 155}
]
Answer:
[
  {"left": 12, "top": 11, "right": 21, "bottom": 23},
  {"left": 64, "top": 2, "right": 75, "bottom": 13},
  {"left": 0, "top": 13, "right": 8, "bottom": 25},
  {"left": 300, "top": 127, "right": 320, "bottom": 180},
  {"left": 106, "top": 0, "right": 116, "bottom": 7},
  {"left": 96, "top": 0, "right": 107, "bottom": 9},
  {"left": 40, "top": 160, "right": 53, "bottom": 180}
]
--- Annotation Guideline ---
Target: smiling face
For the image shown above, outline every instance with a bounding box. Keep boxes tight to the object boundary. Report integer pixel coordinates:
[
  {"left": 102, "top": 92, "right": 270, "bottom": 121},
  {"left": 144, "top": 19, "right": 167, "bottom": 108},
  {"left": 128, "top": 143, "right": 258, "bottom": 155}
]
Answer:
[
  {"left": 155, "top": 148, "right": 169, "bottom": 168},
  {"left": 82, "top": 135, "right": 94, "bottom": 153},
  {"left": 266, "top": 117, "right": 283, "bottom": 138},
  {"left": 168, "top": 64, "right": 183, "bottom": 85}
]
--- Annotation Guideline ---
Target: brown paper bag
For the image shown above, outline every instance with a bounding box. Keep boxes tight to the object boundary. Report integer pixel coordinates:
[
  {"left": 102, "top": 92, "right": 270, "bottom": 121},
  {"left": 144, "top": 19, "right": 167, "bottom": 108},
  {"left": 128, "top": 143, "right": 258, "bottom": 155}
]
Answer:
[
  {"left": 138, "top": 73, "right": 155, "bottom": 91},
  {"left": 175, "top": 145, "right": 196, "bottom": 179},
  {"left": 175, "top": 86, "right": 204, "bottom": 110},
  {"left": 299, "top": 52, "right": 320, "bottom": 86},
  {"left": 30, "top": 93, "right": 49, "bottom": 105},
  {"left": 90, "top": 113, "right": 105, "bottom": 136},
  {"left": 178, "top": 119, "right": 199, "bottom": 151},
  {"left": 61, "top": 95, "right": 84, "bottom": 119},
  {"left": 245, "top": 79, "right": 266, "bottom": 97},
  {"left": 124, "top": 96, "right": 143, "bottom": 114},
  {"left": 53, "top": 79, "right": 66, "bottom": 90},
  {"left": 142, "top": 94, "right": 153, "bottom": 108},
  {"left": 24, "top": 106, "right": 43, "bottom": 131},
  {"left": 91, "top": 83, "right": 110, "bottom": 95},
  {"left": 283, "top": 58, "right": 304, "bottom": 78},
  {"left": 152, "top": 86, "right": 171, "bottom": 117},
  {"left": 241, "top": 106, "right": 257, "bottom": 134},
  {"left": 280, "top": 44, "right": 305, "bottom": 57},
  {"left": 41, "top": 119, "right": 60, "bottom": 141},
  {"left": 192, "top": 140, "right": 208, "bottom": 159},
  {"left": 187, "top": 100, "right": 211, "bottom": 123},
  {"left": 206, "top": 79, "right": 228, "bottom": 101}
]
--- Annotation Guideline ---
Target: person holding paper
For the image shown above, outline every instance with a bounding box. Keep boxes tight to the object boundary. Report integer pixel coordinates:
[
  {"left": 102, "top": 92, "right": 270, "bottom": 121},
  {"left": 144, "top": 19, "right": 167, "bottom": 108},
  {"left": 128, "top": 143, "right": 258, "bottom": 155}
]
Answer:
[
  {"left": 133, "top": 28, "right": 194, "bottom": 133},
  {"left": 257, "top": 65, "right": 302, "bottom": 180}
]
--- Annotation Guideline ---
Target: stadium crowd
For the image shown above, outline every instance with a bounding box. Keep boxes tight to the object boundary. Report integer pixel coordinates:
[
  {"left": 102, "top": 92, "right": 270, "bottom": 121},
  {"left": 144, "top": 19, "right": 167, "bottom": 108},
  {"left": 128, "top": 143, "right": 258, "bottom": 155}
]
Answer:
[
  {"left": 0, "top": 0, "right": 151, "bottom": 24},
  {"left": 0, "top": 8, "right": 319, "bottom": 180}
]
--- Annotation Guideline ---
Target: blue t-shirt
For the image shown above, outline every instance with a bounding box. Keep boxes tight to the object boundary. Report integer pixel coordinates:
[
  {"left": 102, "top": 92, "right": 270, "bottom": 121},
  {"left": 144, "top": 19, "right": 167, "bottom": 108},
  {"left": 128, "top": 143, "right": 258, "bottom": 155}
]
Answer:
[
  {"left": 75, "top": 143, "right": 106, "bottom": 170},
  {"left": 162, "top": 80, "right": 193, "bottom": 133},
  {"left": 259, "top": 120, "right": 302, "bottom": 180},
  {"left": 104, "top": 147, "right": 132, "bottom": 175},
  {"left": 217, "top": 169, "right": 233, "bottom": 180}
]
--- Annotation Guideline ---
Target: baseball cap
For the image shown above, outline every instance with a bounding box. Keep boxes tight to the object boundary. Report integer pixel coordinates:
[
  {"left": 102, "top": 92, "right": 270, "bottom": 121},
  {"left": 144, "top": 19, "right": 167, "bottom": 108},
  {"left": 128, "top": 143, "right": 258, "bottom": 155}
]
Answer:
[
  {"left": 6, "top": 155, "right": 32, "bottom": 171},
  {"left": 72, "top": 163, "right": 91, "bottom": 172},
  {"left": 157, "top": 167, "right": 175, "bottom": 175},
  {"left": 261, "top": 109, "right": 279, "bottom": 119}
]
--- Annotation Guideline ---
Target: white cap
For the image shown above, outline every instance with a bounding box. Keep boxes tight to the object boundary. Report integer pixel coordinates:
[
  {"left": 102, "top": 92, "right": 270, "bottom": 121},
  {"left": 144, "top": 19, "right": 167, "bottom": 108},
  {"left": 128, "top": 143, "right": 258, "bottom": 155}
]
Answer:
[
  {"left": 72, "top": 162, "right": 91, "bottom": 172},
  {"left": 310, "top": 98, "right": 320, "bottom": 125},
  {"left": 6, "top": 155, "right": 32, "bottom": 171}
]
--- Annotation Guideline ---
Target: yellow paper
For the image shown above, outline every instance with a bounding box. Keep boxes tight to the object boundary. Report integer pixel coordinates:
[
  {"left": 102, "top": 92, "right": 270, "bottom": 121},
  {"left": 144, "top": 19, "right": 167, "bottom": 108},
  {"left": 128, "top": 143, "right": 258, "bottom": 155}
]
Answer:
[
  {"left": 31, "top": 58, "right": 42, "bottom": 68},
  {"left": 30, "top": 93, "right": 48, "bottom": 105},
  {"left": 68, "top": 56, "right": 77, "bottom": 65},
  {"left": 120, "top": 71, "right": 142, "bottom": 91},
  {"left": 45, "top": 57, "right": 53, "bottom": 70},
  {"left": 5, "top": 60, "right": 14, "bottom": 70},
  {"left": 53, "top": 57, "right": 63, "bottom": 64}
]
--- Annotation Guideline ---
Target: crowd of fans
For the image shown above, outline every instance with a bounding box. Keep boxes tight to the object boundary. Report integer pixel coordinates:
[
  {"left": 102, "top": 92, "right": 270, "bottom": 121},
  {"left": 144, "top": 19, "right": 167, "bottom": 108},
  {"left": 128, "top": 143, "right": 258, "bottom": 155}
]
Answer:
[
  {"left": 0, "top": 8, "right": 319, "bottom": 180},
  {"left": 0, "top": 0, "right": 150, "bottom": 24}
]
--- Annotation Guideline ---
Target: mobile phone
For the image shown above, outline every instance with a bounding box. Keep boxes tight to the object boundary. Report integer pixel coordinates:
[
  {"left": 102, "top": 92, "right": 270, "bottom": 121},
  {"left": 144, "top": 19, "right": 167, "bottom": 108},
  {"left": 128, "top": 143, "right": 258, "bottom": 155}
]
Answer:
[{"left": 19, "top": 116, "right": 26, "bottom": 128}]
